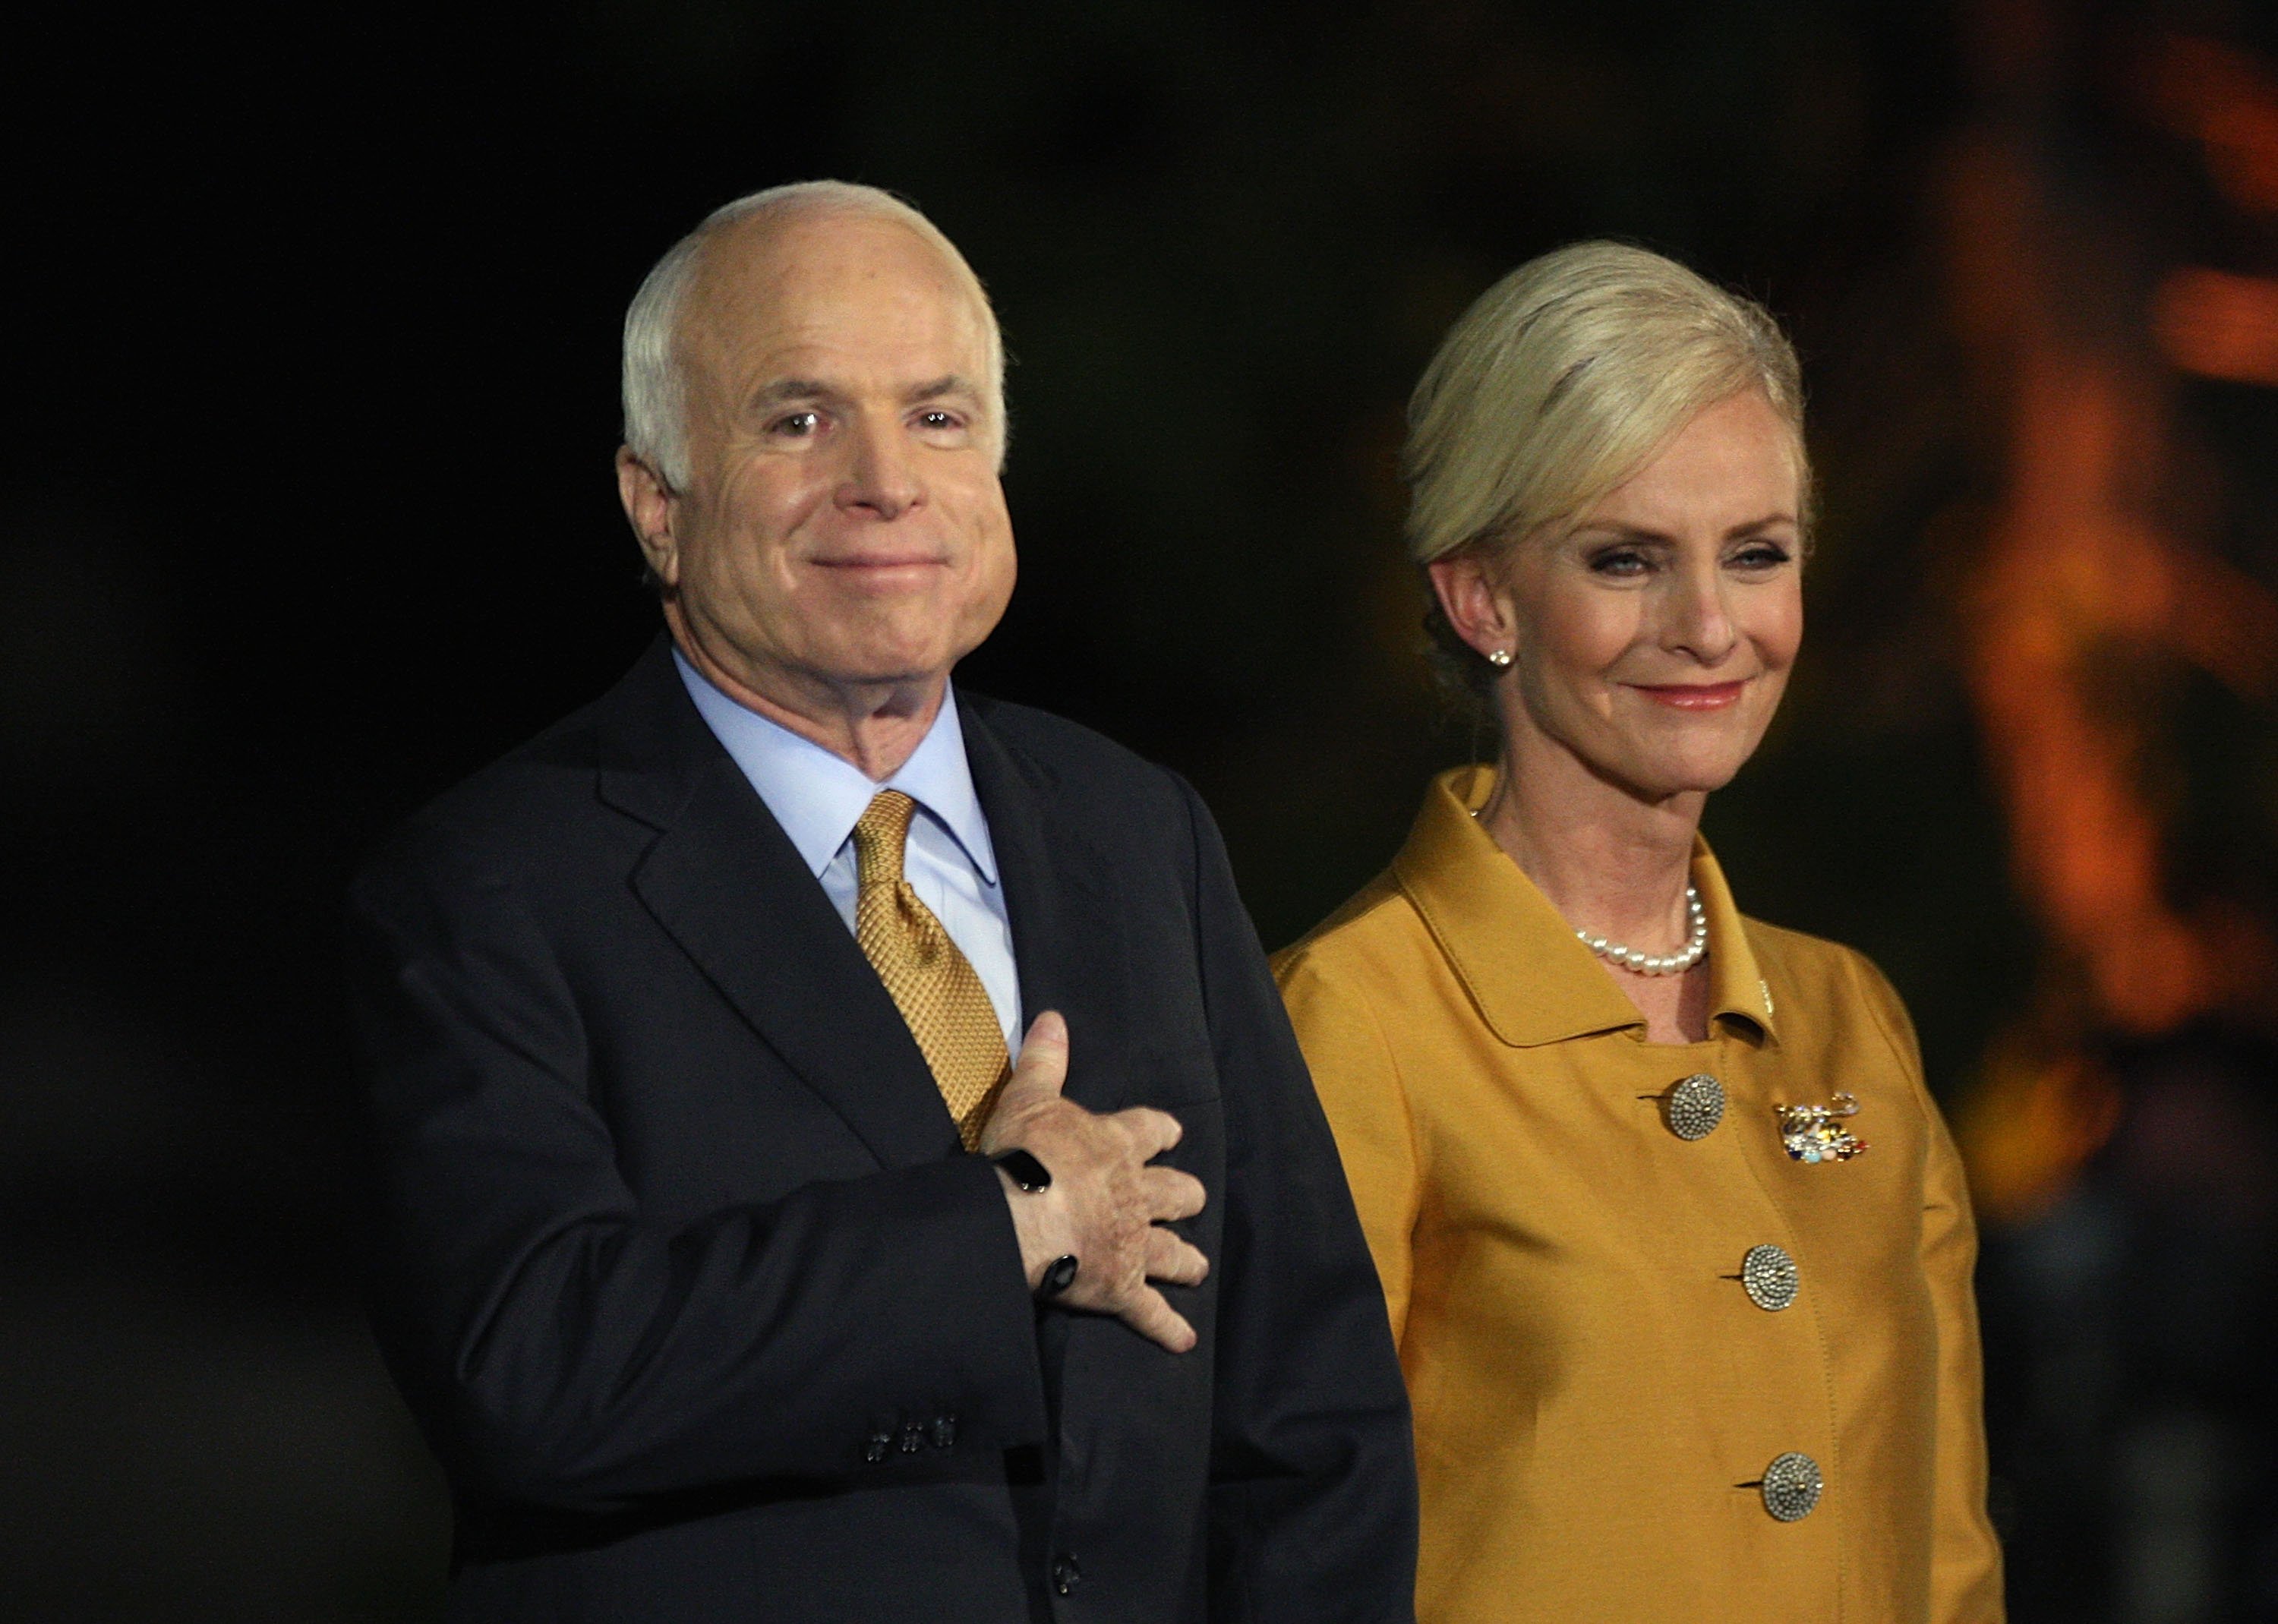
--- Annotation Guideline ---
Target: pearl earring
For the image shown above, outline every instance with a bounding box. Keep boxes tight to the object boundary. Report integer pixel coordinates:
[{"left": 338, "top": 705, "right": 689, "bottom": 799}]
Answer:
[{"left": 1486, "top": 648, "right": 1513, "bottom": 668}]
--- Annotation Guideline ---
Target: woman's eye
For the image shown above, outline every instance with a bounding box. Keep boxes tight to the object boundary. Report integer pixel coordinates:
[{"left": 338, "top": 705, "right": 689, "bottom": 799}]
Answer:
[
  {"left": 1587, "top": 548, "right": 1650, "bottom": 577},
  {"left": 1729, "top": 541, "right": 1794, "bottom": 570}
]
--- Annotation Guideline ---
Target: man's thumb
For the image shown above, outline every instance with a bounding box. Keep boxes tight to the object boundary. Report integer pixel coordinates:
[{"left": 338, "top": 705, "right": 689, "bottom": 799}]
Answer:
[{"left": 1005, "top": 1010, "right": 1070, "bottom": 1099}]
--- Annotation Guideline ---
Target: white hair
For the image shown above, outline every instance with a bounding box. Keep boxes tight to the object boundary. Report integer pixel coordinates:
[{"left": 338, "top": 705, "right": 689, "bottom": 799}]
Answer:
[{"left": 620, "top": 181, "right": 1008, "bottom": 490}]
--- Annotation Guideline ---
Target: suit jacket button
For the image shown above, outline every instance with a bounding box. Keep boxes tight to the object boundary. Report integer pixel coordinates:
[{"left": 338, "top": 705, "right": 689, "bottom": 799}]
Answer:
[
  {"left": 864, "top": 1431, "right": 891, "bottom": 1465},
  {"left": 1741, "top": 1244, "right": 1799, "bottom": 1311},
  {"left": 898, "top": 1422, "right": 926, "bottom": 1455},
  {"left": 1664, "top": 1074, "right": 1725, "bottom": 1140},
  {"left": 1760, "top": 1452, "right": 1823, "bottom": 1522},
  {"left": 1051, "top": 1553, "right": 1082, "bottom": 1595},
  {"left": 931, "top": 1413, "right": 958, "bottom": 1450}
]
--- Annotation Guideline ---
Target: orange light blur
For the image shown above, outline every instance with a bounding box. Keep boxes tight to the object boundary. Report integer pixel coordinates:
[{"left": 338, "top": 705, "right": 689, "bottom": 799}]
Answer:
[
  {"left": 1961, "top": 352, "right": 2276, "bottom": 1037},
  {"left": 1955, "top": 1038, "right": 2123, "bottom": 1228},
  {"left": 2145, "top": 36, "right": 2278, "bottom": 216},
  {"left": 2154, "top": 267, "right": 2278, "bottom": 386},
  {"left": 1944, "top": 30, "right": 2278, "bottom": 1221}
]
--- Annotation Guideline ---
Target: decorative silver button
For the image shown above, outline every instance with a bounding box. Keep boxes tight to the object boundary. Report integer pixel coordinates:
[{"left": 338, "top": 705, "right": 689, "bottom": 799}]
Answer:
[
  {"left": 1664, "top": 1074, "right": 1725, "bottom": 1140},
  {"left": 1761, "top": 1452, "right": 1822, "bottom": 1522},
  {"left": 1741, "top": 1244, "right": 1799, "bottom": 1311}
]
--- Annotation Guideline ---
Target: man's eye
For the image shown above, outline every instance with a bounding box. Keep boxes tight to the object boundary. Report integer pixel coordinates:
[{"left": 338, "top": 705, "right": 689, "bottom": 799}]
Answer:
[
  {"left": 771, "top": 411, "right": 822, "bottom": 437},
  {"left": 917, "top": 410, "right": 961, "bottom": 431}
]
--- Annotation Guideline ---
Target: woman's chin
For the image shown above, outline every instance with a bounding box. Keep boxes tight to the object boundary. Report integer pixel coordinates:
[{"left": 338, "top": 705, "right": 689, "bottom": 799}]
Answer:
[
  {"left": 1529, "top": 710, "right": 1764, "bottom": 804},
  {"left": 1617, "top": 719, "right": 1769, "bottom": 799},
  {"left": 1591, "top": 748, "right": 1750, "bottom": 805}
]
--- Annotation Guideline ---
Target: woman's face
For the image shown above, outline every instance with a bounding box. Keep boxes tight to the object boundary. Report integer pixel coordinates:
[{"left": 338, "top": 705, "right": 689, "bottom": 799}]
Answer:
[{"left": 1453, "top": 389, "right": 1806, "bottom": 802}]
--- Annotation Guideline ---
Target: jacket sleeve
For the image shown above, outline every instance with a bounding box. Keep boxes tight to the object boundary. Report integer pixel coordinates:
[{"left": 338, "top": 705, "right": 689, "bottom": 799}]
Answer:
[
  {"left": 345, "top": 833, "right": 1048, "bottom": 1515},
  {"left": 1856, "top": 957, "right": 2007, "bottom": 1622},
  {"left": 1272, "top": 947, "right": 1421, "bottom": 1350},
  {"left": 1174, "top": 779, "right": 1420, "bottom": 1623}
]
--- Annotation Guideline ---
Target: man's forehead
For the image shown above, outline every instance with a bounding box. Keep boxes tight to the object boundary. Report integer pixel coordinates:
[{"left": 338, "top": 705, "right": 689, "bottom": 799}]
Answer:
[
  {"left": 712, "top": 206, "right": 946, "bottom": 281},
  {"left": 686, "top": 211, "right": 983, "bottom": 355}
]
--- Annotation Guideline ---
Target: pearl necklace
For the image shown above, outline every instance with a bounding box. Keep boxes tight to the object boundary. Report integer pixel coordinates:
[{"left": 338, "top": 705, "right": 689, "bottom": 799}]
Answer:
[
  {"left": 1466, "top": 806, "right": 1708, "bottom": 976},
  {"left": 1577, "top": 885, "right": 1708, "bottom": 976}
]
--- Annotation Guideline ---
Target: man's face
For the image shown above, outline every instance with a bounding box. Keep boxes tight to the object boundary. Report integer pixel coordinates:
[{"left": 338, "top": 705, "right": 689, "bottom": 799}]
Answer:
[{"left": 633, "top": 213, "right": 1014, "bottom": 708}]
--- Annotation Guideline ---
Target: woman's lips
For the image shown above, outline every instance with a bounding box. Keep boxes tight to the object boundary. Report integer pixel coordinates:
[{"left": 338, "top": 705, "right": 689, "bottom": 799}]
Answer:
[{"left": 1630, "top": 680, "right": 1747, "bottom": 710}]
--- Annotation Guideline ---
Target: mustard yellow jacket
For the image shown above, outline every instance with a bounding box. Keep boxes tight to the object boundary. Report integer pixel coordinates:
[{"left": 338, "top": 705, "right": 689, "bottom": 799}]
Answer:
[{"left": 1274, "top": 767, "right": 2004, "bottom": 1624}]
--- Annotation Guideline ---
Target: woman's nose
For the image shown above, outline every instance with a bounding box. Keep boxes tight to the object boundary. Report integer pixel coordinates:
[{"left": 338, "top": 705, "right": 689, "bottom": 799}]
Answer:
[{"left": 1661, "top": 562, "right": 1739, "bottom": 664}]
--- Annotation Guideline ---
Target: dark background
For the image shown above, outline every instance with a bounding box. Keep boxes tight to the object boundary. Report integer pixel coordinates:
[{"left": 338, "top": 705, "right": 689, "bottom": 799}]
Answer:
[{"left": 7, "top": 1, "right": 2278, "bottom": 1617}]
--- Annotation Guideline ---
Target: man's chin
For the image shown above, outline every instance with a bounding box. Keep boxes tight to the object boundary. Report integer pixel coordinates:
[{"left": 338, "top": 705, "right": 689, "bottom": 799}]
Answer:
[
  {"left": 809, "top": 642, "right": 964, "bottom": 697},
  {"left": 819, "top": 616, "right": 1002, "bottom": 695}
]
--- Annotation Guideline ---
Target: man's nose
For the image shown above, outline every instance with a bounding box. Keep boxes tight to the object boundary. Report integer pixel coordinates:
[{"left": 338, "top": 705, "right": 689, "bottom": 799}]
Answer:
[
  {"left": 835, "top": 417, "right": 923, "bottom": 520},
  {"left": 1662, "top": 560, "right": 1739, "bottom": 664}
]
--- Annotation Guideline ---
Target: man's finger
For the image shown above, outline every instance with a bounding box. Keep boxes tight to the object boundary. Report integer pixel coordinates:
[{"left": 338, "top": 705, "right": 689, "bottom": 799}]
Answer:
[
  {"left": 1139, "top": 1165, "right": 1207, "bottom": 1222},
  {"left": 1144, "top": 1226, "right": 1210, "bottom": 1288},
  {"left": 1117, "top": 1285, "right": 1198, "bottom": 1354},
  {"left": 1115, "top": 1105, "right": 1185, "bottom": 1159}
]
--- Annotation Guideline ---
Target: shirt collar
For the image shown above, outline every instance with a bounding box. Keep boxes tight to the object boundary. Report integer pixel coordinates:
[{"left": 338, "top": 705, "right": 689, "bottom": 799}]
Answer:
[
  {"left": 1391, "top": 765, "right": 1778, "bottom": 1048},
  {"left": 672, "top": 648, "right": 1000, "bottom": 887}
]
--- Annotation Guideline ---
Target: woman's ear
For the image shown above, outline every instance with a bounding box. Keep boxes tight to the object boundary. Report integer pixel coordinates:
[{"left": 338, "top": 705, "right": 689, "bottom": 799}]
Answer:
[{"left": 1426, "top": 547, "right": 1517, "bottom": 664}]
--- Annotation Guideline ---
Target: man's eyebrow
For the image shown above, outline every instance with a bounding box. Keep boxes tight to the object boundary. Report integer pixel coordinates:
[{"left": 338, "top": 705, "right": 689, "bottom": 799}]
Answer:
[
  {"left": 752, "top": 377, "right": 835, "bottom": 406},
  {"left": 905, "top": 374, "right": 982, "bottom": 405}
]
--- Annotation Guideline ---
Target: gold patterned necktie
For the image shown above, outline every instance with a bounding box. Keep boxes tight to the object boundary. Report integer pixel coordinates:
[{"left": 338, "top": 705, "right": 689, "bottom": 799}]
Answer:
[{"left": 850, "top": 790, "right": 1011, "bottom": 1150}]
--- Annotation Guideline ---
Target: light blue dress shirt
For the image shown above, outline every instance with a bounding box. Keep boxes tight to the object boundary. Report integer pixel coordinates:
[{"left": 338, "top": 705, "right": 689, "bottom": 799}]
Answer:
[{"left": 674, "top": 649, "right": 1024, "bottom": 1056}]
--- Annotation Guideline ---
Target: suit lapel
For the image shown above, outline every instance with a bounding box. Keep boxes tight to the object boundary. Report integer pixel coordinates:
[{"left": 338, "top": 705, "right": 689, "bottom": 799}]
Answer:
[
  {"left": 595, "top": 639, "right": 961, "bottom": 1170},
  {"left": 961, "top": 699, "right": 1132, "bottom": 1455},
  {"left": 960, "top": 701, "right": 1131, "bottom": 1112}
]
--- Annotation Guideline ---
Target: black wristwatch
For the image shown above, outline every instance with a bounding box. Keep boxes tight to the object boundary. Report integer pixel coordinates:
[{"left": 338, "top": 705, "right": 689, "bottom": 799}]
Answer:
[{"left": 991, "top": 1149, "right": 1078, "bottom": 1299}]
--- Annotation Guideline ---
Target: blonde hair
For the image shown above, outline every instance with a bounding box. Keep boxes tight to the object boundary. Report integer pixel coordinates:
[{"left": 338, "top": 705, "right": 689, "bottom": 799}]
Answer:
[
  {"left": 1405, "top": 241, "right": 1808, "bottom": 571},
  {"left": 621, "top": 181, "right": 1007, "bottom": 490}
]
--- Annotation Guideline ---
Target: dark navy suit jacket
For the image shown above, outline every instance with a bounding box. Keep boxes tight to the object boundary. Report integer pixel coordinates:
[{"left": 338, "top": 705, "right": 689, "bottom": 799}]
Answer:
[{"left": 346, "top": 638, "right": 1418, "bottom": 1622}]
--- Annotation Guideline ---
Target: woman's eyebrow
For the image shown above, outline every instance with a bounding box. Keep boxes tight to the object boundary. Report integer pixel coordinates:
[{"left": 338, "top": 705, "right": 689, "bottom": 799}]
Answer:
[
  {"left": 1570, "top": 522, "right": 1677, "bottom": 544},
  {"left": 1570, "top": 515, "right": 1797, "bottom": 544}
]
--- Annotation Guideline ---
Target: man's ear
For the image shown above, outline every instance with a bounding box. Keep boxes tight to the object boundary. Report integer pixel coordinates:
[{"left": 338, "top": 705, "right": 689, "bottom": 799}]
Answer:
[
  {"left": 1426, "top": 548, "right": 1518, "bottom": 661},
  {"left": 616, "top": 447, "right": 681, "bottom": 588}
]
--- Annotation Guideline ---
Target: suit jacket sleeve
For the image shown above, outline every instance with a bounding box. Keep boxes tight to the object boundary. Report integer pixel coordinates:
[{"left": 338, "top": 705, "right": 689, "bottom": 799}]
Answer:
[
  {"left": 1176, "top": 779, "right": 1420, "bottom": 1622},
  {"left": 346, "top": 831, "right": 1048, "bottom": 1514},
  {"left": 1854, "top": 957, "right": 2006, "bottom": 1621}
]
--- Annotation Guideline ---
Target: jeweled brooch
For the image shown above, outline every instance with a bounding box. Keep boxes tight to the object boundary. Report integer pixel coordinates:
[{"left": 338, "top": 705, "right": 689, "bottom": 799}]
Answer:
[{"left": 1775, "top": 1093, "right": 1867, "bottom": 1163}]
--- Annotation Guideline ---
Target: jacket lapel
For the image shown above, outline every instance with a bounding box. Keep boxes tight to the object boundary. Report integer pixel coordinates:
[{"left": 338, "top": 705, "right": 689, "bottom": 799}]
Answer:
[
  {"left": 594, "top": 639, "right": 961, "bottom": 1170},
  {"left": 961, "top": 698, "right": 1134, "bottom": 1447},
  {"left": 959, "top": 700, "right": 1131, "bottom": 1112}
]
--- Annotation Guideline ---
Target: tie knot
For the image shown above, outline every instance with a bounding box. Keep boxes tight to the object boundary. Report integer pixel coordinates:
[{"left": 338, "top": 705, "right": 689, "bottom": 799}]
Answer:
[{"left": 852, "top": 790, "right": 919, "bottom": 891}]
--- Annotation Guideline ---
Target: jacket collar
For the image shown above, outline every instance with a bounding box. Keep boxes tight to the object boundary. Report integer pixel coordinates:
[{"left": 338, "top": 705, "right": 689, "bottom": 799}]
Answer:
[
  {"left": 1391, "top": 765, "right": 1778, "bottom": 1049},
  {"left": 585, "top": 639, "right": 1129, "bottom": 1164},
  {"left": 671, "top": 647, "right": 1002, "bottom": 888},
  {"left": 593, "top": 635, "right": 964, "bottom": 1168}
]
